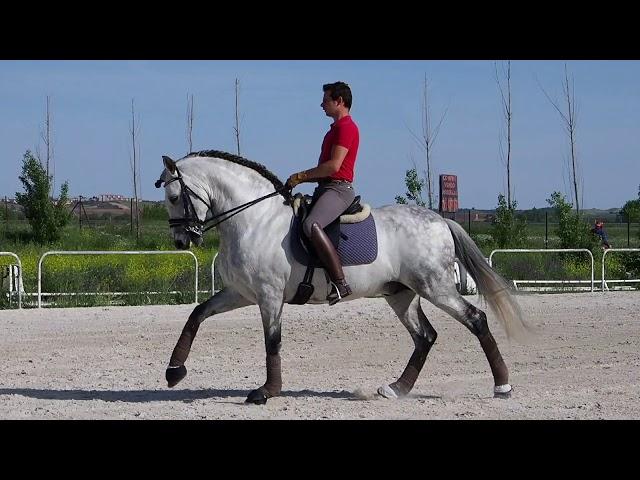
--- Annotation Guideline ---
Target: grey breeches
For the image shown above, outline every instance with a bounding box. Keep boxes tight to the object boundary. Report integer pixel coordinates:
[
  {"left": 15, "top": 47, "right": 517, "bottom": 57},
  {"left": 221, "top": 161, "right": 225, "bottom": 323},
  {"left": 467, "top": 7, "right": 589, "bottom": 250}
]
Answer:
[{"left": 303, "top": 181, "right": 356, "bottom": 238}]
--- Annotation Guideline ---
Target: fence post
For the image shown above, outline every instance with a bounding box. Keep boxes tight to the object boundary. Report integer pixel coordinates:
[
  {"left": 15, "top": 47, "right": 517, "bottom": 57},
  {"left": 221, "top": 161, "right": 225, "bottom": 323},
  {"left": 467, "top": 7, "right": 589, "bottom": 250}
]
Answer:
[
  {"left": 468, "top": 209, "right": 471, "bottom": 235},
  {"left": 545, "top": 211, "right": 548, "bottom": 248},
  {"left": 628, "top": 216, "right": 631, "bottom": 247}
]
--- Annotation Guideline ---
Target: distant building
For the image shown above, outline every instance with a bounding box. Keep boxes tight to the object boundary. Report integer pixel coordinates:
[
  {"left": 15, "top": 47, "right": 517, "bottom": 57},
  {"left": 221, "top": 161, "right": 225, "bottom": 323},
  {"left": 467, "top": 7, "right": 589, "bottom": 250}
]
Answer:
[{"left": 99, "top": 194, "right": 130, "bottom": 201}]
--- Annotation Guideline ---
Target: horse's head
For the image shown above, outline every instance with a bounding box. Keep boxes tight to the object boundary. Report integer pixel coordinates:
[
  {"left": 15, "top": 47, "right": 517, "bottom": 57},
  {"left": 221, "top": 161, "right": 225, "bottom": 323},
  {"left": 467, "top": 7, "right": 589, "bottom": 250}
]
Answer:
[{"left": 156, "top": 155, "right": 210, "bottom": 250}]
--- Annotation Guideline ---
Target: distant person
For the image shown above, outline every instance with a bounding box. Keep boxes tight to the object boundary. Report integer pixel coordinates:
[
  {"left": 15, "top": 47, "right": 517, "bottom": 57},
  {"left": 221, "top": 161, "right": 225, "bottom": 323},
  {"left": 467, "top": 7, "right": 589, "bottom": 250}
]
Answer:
[{"left": 592, "top": 220, "right": 611, "bottom": 249}]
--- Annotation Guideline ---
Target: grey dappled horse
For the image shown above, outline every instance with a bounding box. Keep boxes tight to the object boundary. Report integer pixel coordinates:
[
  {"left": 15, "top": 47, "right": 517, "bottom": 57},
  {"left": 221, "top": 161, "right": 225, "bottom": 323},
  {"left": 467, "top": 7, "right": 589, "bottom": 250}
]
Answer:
[{"left": 158, "top": 151, "right": 530, "bottom": 405}]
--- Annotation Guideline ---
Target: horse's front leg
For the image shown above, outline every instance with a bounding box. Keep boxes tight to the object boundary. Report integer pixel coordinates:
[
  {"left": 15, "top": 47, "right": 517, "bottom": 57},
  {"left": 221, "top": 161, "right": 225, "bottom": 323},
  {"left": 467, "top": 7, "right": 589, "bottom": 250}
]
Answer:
[
  {"left": 166, "top": 287, "right": 252, "bottom": 388},
  {"left": 245, "top": 293, "right": 284, "bottom": 405}
]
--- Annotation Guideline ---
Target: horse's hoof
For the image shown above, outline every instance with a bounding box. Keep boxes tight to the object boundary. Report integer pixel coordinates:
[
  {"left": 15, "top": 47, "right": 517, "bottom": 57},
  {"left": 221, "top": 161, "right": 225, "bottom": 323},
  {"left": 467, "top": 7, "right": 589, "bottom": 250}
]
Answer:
[
  {"left": 245, "top": 388, "right": 269, "bottom": 405},
  {"left": 166, "top": 365, "right": 187, "bottom": 388},
  {"left": 493, "top": 384, "right": 512, "bottom": 399},
  {"left": 377, "top": 384, "right": 399, "bottom": 399}
]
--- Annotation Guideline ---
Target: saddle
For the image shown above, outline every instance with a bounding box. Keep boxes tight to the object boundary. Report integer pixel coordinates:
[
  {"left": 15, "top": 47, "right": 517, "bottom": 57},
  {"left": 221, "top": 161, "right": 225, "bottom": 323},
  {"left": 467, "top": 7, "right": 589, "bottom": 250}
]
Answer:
[{"left": 288, "top": 193, "right": 378, "bottom": 305}]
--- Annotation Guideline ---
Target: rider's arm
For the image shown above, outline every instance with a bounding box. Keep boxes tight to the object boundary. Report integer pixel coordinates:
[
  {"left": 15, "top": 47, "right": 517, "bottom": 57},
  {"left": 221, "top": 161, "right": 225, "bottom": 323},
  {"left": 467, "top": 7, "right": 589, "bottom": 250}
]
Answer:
[
  {"left": 287, "top": 145, "right": 349, "bottom": 187},
  {"left": 299, "top": 145, "right": 348, "bottom": 182}
]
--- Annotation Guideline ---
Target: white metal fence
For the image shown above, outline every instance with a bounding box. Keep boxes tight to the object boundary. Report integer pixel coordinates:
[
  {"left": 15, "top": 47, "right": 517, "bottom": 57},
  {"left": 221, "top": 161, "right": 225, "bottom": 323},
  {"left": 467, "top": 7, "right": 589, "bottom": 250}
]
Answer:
[
  {"left": 489, "top": 249, "right": 595, "bottom": 292},
  {"left": 4, "top": 247, "right": 638, "bottom": 310},
  {"left": 37, "top": 250, "right": 199, "bottom": 308},
  {"left": 601, "top": 248, "right": 640, "bottom": 292},
  {"left": 211, "top": 251, "right": 220, "bottom": 295},
  {"left": 1, "top": 252, "right": 23, "bottom": 308}
]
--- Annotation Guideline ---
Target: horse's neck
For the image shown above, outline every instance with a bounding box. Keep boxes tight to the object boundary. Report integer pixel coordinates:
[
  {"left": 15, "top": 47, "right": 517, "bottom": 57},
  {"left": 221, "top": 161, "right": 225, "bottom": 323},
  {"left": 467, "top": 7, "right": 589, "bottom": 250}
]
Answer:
[{"left": 194, "top": 159, "right": 290, "bottom": 237}]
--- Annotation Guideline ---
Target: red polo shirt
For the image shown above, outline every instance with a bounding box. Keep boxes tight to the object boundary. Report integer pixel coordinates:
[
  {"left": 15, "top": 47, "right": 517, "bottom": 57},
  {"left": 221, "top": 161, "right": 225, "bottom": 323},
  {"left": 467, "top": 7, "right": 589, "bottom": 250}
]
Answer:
[{"left": 318, "top": 115, "right": 359, "bottom": 182}]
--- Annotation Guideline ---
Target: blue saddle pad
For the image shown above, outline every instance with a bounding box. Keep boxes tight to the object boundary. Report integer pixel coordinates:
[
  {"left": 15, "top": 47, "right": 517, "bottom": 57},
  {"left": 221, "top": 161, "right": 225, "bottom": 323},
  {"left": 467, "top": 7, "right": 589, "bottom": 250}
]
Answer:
[{"left": 290, "top": 213, "right": 378, "bottom": 267}]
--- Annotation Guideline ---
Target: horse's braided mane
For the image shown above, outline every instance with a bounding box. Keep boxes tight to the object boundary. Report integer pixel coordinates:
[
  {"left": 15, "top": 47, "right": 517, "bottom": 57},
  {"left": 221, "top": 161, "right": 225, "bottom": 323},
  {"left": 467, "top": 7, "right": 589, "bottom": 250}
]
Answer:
[{"left": 187, "top": 150, "right": 287, "bottom": 197}]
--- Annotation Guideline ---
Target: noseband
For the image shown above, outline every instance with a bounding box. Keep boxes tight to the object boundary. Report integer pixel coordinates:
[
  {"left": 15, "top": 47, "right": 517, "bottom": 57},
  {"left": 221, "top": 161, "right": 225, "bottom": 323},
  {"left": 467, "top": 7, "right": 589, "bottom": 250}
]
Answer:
[
  {"left": 156, "top": 167, "right": 290, "bottom": 238},
  {"left": 155, "top": 167, "right": 211, "bottom": 238}
]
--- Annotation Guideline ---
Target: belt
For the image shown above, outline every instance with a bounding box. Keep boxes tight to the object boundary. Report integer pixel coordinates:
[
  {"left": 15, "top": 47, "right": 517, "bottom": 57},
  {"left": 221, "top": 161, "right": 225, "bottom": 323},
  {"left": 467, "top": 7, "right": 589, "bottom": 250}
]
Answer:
[{"left": 319, "top": 179, "right": 352, "bottom": 186}]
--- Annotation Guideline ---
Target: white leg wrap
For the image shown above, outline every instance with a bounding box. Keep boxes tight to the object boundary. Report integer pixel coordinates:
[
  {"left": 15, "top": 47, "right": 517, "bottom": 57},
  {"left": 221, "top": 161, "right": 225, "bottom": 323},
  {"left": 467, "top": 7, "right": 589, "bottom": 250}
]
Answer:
[
  {"left": 494, "top": 384, "right": 512, "bottom": 394},
  {"left": 377, "top": 385, "right": 398, "bottom": 399}
]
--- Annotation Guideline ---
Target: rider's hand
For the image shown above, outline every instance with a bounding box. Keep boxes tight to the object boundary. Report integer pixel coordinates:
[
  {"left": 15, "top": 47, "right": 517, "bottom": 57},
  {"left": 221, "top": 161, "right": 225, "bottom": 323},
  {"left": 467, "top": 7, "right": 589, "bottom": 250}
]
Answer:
[{"left": 286, "top": 171, "right": 308, "bottom": 190}]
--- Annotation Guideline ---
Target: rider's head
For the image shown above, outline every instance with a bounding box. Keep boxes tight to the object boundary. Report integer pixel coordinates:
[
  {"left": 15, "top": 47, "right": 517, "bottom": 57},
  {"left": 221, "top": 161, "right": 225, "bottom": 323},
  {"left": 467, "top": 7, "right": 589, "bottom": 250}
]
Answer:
[{"left": 321, "top": 82, "right": 352, "bottom": 116}]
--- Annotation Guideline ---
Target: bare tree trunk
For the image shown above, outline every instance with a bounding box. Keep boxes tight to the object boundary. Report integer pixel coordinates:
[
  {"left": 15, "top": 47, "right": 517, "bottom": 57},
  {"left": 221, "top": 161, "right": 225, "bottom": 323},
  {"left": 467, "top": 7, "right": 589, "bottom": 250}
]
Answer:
[
  {"left": 564, "top": 65, "right": 579, "bottom": 216},
  {"left": 494, "top": 61, "right": 513, "bottom": 207},
  {"left": 234, "top": 78, "right": 241, "bottom": 155},
  {"left": 186, "top": 93, "right": 194, "bottom": 154},
  {"left": 539, "top": 63, "right": 580, "bottom": 215},
  {"left": 40, "top": 96, "right": 54, "bottom": 196},
  {"left": 46, "top": 96, "right": 51, "bottom": 182},
  {"left": 130, "top": 99, "right": 140, "bottom": 241},
  {"left": 423, "top": 75, "right": 434, "bottom": 209},
  {"left": 407, "top": 75, "right": 448, "bottom": 210}
]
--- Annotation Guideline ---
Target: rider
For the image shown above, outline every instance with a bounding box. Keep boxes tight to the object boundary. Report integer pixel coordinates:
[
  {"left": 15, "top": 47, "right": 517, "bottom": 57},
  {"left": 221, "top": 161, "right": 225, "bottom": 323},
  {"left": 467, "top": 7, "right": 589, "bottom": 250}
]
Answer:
[{"left": 285, "top": 81, "right": 359, "bottom": 305}]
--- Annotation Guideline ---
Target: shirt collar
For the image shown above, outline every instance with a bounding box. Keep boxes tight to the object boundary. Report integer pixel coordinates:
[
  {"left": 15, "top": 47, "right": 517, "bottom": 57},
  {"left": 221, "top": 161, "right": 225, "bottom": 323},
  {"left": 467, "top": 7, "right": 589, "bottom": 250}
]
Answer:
[{"left": 331, "top": 115, "right": 351, "bottom": 127}]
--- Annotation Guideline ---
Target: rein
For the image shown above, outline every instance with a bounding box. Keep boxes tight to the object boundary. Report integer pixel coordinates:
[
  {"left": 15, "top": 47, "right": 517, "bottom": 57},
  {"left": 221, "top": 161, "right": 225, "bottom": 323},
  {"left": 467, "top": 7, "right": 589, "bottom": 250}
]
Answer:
[{"left": 156, "top": 167, "right": 290, "bottom": 235}]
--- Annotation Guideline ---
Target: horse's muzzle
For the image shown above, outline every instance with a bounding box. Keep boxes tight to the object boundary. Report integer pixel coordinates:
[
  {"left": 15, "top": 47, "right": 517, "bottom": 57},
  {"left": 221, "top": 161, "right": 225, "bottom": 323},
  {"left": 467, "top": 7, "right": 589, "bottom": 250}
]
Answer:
[
  {"left": 175, "top": 237, "right": 191, "bottom": 250},
  {"left": 190, "top": 234, "right": 203, "bottom": 247}
]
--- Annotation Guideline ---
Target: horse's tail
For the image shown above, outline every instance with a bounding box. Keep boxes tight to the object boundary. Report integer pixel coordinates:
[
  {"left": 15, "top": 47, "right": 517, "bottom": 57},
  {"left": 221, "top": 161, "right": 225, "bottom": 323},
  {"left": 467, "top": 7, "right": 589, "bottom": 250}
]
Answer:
[{"left": 444, "top": 218, "right": 532, "bottom": 342}]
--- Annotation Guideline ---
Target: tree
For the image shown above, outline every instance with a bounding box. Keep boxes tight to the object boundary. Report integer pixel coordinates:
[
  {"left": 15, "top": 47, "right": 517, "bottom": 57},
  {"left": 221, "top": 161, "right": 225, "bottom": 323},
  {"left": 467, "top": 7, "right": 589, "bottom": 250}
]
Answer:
[
  {"left": 15, "top": 150, "right": 70, "bottom": 243},
  {"left": 546, "top": 191, "right": 597, "bottom": 251},
  {"left": 36, "top": 95, "right": 54, "bottom": 195},
  {"left": 539, "top": 64, "right": 581, "bottom": 215},
  {"left": 491, "top": 194, "right": 527, "bottom": 248},
  {"left": 186, "top": 93, "right": 195, "bottom": 154},
  {"left": 234, "top": 78, "right": 241, "bottom": 155},
  {"left": 620, "top": 197, "right": 640, "bottom": 222},
  {"left": 494, "top": 61, "right": 513, "bottom": 207},
  {"left": 129, "top": 99, "right": 141, "bottom": 241},
  {"left": 407, "top": 75, "right": 448, "bottom": 210},
  {"left": 395, "top": 168, "right": 426, "bottom": 207}
]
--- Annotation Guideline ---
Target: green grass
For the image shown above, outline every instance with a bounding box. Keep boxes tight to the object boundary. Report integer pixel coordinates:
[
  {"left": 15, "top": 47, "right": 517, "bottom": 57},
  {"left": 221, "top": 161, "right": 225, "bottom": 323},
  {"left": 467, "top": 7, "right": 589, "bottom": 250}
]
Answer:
[
  {"left": 463, "top": 221, "right": 640, "bottom": 253},
  {"left": 0, "top": 219, "right": 218, "bottom": 308}
]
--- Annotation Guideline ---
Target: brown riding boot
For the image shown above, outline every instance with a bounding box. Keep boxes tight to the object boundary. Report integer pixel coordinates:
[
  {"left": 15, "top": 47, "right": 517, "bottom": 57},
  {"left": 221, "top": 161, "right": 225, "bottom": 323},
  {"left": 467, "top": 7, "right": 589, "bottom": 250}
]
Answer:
[{"left": 309, "top": 222, "right": 352, "bottom": 305}]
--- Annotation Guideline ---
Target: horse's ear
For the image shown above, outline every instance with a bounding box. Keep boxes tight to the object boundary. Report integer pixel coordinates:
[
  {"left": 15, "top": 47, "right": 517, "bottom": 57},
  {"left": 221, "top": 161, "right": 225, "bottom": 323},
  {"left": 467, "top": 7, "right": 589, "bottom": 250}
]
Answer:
[{"left": 163, "top": 155, "right": 176, "bottom": 174}]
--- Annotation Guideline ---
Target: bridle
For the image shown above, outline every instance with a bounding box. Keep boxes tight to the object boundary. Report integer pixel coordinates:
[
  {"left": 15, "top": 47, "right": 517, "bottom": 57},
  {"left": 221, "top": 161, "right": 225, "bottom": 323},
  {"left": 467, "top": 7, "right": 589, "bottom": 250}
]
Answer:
[{"left": 155, "top": 166, "right": 290, "bottom": 239}]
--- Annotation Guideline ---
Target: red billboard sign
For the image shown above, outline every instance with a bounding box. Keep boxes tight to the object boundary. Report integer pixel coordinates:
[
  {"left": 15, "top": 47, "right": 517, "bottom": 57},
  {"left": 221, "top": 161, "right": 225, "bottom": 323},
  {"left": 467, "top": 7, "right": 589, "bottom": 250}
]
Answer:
[{"left": 439, "top": 174, "right": 458, "bottom": 213}]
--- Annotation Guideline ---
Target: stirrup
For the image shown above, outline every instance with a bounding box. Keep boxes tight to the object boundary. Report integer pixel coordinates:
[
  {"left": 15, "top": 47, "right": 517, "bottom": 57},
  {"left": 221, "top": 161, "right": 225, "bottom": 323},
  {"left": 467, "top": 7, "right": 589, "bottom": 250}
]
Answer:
[{"left": 327, "top": 281, "right": 352, "bottom": 306}]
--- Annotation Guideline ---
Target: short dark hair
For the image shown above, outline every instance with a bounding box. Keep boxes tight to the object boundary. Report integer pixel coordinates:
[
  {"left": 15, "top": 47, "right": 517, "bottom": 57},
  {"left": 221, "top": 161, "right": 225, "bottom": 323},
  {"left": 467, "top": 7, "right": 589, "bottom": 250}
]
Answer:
[{"left": 323, "top": 81, "right": 352, "bottom": 109}]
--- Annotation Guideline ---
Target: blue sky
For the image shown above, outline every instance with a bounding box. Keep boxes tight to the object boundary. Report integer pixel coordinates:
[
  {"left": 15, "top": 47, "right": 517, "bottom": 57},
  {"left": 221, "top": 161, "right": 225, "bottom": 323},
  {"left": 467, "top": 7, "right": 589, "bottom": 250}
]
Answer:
[{"left": 1, "top": 60, "right": 638, "bottom": 209}]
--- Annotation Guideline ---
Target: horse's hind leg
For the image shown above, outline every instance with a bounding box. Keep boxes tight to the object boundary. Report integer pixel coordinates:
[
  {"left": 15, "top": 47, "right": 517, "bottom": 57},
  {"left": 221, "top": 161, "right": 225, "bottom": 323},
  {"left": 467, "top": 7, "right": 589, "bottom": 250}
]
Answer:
[
  {"left": 166, "top": 288, "right": 252, "bottom": 388},
  {"left": 378, "top": 288, "right": 438, "bottom": 399},
  {"left": 426, "top": 287, "right": 511, "bottom": 398}
]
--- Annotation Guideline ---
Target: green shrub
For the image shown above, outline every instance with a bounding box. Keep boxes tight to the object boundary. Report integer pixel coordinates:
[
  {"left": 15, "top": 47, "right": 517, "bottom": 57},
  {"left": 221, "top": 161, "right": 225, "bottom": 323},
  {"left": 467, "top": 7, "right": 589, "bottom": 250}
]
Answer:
[
  {"left": 546, "top": 192, "right": 599, "bottom": 253},
  {"left": 491, "top": 194, "right": 528, "bottom": 248}
]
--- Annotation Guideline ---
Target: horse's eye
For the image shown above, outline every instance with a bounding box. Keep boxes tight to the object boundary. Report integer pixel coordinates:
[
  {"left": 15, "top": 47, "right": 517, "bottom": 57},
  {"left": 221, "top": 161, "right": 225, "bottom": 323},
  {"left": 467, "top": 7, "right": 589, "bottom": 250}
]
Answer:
[{"left": 169, "top": 195, "right": 179, "bottom": 203}]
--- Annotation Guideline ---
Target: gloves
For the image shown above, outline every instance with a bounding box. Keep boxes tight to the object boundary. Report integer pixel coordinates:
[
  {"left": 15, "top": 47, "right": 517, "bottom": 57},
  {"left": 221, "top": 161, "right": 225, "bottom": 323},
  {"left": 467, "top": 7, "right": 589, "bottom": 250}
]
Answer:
[{"left": 285, "top": 171, "right": 308, "bottom": 190}]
